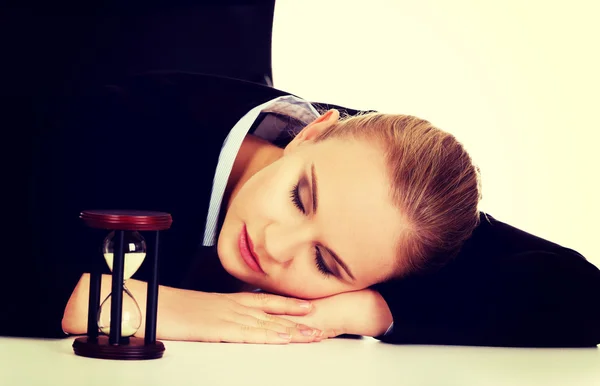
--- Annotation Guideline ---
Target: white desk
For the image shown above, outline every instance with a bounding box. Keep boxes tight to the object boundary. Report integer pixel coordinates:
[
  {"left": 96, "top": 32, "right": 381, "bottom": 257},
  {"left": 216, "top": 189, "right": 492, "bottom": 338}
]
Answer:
[{"left": 1, "top": 336, "right": 599, "bottom": 386}]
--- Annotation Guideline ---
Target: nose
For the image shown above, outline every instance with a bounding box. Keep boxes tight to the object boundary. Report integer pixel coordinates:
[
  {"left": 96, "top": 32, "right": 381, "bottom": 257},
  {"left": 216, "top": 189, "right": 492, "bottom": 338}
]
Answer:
[{"left": 261, "top": 223, "right": 315, "bottom": 265}]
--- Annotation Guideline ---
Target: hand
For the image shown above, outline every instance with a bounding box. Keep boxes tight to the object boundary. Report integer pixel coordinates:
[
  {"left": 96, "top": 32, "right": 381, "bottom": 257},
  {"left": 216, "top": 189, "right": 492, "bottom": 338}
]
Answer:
[
  {"left": 154, "top": 289, "right": 323, "bottom": 344},
  {"left": 275, "top": 289, "right": 393, "bottom": 339}
]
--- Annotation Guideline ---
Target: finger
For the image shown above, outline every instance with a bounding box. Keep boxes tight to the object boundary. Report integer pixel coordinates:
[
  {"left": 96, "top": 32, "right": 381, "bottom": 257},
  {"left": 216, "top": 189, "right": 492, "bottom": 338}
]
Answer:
[
  {"left": 271, "top": 314, "right": 306, "bottom": 326},
  {"left": 324, "top": 328, "right": 342, "bottom": 338},
  {"left": 229, "top": 292, "right": 313, "bottom": 315},
  {"left": 242, "top": 307, "right": 317, "bottom": 330},
  {"left": 279, "top": 314, "right": 337, "bottom": 339},
  {"left": 314, "top": 331, "right": 326, "bottom": 342},
  {"left": 219, "top": 322, "right": 293, "bottom": 344},
  {"left": 233, "top": 314, "right": 320, "bottom": 343},
  {"left": 250, "top": 309, "right": 324, "bottom": 339},
  {"left": 241, "top": 308, "right": 324, "bottom": 338},
  {"left": 270, "top": 313, "right": 325, "bottom": 334}
]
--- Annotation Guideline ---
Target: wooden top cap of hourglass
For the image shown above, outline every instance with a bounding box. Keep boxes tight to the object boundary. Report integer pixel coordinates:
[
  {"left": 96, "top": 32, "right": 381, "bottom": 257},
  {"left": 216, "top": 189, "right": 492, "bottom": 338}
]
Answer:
[{"left": 80, "top": 210, "right": 173, "bottom": 231}]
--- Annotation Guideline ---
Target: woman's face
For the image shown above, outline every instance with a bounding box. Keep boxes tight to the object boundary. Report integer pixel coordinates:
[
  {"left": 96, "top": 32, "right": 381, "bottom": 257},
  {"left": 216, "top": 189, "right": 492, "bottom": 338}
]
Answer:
[{"left": 217, "top": 122, "right": 408, "bottom": 299}]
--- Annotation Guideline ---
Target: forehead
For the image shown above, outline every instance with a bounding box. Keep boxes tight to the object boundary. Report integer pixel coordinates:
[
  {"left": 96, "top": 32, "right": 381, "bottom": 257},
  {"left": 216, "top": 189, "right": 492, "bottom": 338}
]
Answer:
[{"left": 303, "top": 139, "right": 406, "bottom": 283}]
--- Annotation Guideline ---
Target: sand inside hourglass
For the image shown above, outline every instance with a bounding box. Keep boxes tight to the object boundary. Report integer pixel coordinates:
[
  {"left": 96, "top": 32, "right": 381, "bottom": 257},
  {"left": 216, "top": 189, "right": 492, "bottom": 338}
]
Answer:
[
  {"left": 103, "top": 251, "right": 146, "bottom": 280},
  {"left": 99, "top": 313, "right": 140, "bottom": 337}
]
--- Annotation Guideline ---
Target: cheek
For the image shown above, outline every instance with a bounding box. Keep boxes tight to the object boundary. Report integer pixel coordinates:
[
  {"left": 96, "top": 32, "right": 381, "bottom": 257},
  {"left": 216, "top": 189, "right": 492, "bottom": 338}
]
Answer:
[{"left": 236, "top": 168, "right": 291, "bottom": 217}]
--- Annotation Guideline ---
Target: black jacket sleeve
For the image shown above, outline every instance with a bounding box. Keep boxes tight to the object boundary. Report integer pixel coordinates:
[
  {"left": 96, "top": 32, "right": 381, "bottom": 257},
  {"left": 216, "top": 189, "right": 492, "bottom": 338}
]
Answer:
[{"left": 373, "top": 213, "right": 600, "bottom": 347}]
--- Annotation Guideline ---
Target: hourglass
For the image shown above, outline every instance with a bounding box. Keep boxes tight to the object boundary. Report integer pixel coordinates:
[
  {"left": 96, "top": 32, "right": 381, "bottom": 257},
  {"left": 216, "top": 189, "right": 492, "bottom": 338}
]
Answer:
[
  {"left": 98, "top": 230, "right": 146, "bottom": 340},
  {"left": 73, "top": 209, "right": 172, "bottom": 360}
]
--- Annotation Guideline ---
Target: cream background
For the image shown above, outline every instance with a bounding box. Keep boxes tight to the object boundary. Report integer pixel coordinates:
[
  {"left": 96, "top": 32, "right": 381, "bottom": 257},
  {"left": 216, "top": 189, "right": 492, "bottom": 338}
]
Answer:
[{"left": 272, "top": 0, "right": 600, "bottom": 269}]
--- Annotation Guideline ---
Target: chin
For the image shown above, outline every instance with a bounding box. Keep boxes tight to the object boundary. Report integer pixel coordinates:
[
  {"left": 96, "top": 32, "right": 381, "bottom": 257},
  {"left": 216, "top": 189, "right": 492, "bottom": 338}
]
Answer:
[
  {"left": 216, "top": 236, "right": 239, "bottom": 275},
  {"left": 216, "top": 239, "right": 253, "bottom": 283}
]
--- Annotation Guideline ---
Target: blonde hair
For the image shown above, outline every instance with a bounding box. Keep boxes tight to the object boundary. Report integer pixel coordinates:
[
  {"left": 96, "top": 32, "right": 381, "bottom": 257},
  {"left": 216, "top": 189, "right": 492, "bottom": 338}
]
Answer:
[{"left": 313, "top": 112, "right": 482, "bottom": 279}]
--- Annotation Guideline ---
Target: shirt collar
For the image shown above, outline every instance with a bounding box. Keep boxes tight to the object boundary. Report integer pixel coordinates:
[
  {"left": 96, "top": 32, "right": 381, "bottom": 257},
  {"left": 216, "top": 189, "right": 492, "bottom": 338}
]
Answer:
[{"left": 202, "top": 95, "right": 319, "bottom": 246}]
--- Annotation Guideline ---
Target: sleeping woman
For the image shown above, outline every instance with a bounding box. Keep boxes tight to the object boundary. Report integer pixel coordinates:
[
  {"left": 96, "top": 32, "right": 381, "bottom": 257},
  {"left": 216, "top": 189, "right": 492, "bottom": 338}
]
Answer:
[{"left": 10, "top": 71, "right": 600, "bottom": 347}]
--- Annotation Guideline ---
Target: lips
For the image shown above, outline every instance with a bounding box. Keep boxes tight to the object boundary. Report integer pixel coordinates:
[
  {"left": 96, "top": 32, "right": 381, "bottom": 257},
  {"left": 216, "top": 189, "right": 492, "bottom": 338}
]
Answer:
[{"left": 239, "top": 224, "right": 264, "bottom": 273}]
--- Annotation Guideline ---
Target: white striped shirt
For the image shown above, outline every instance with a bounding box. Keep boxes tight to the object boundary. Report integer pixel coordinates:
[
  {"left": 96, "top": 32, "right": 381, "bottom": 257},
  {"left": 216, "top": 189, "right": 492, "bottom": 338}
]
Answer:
[{"left": 202, "top": 95, "right": 321, "bottom": 247}]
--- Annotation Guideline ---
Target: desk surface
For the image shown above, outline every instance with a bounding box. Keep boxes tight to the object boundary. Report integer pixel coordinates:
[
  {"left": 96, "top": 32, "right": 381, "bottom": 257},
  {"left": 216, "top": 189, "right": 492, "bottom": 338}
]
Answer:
[{"left": 1, "top": 336, "right": 599, "bottom": 386}]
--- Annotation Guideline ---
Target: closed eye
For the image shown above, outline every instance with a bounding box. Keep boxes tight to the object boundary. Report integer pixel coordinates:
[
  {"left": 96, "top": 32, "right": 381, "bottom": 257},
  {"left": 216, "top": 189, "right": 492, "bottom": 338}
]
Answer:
[
  {"left": 290, "top": 182, "right": 305, "bottom": 213},
  {"left": 290, "top": 182, "right": 332, "bottom": 277}
]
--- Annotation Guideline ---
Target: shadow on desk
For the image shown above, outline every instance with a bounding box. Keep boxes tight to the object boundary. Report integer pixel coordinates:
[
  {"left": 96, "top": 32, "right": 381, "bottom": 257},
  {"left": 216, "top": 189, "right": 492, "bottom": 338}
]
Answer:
[{"left": 336, "top": 334, "right": 364, "bottom": 340}]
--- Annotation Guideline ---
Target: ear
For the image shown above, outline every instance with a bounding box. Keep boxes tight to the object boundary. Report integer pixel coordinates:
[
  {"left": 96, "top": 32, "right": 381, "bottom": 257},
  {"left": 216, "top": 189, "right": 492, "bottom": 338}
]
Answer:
[{"left": 284, "top": 109, "right": 340, "bottom": 154}]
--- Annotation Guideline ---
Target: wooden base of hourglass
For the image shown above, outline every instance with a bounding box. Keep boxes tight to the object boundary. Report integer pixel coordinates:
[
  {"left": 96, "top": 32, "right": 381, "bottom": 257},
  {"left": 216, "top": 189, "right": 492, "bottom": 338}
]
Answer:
[
  {"left": 75, "top": 210, "right": 173, "bottom": 361},
  {"left": 73, "top": 336, "right": 165, "bottom": 360}
]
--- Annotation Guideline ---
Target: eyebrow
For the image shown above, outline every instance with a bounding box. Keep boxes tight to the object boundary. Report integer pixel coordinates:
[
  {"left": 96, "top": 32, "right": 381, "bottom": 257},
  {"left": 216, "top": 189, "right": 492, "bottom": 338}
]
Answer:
[{"left": 310, "top": 163, "right": 356, "bottom": 281}]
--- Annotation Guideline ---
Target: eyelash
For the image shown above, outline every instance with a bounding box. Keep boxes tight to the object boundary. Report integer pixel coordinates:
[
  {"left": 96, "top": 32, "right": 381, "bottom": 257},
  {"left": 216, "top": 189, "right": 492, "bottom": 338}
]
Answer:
[{"left": 290, "top": 182, "right": 331, "bottom": 277}]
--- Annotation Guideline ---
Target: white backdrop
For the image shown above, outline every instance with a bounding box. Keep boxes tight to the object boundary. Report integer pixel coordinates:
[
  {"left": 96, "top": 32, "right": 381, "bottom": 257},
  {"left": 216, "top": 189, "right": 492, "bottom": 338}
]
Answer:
[{"left": 272, "top": 0, "right": 600, "bottom": 269}]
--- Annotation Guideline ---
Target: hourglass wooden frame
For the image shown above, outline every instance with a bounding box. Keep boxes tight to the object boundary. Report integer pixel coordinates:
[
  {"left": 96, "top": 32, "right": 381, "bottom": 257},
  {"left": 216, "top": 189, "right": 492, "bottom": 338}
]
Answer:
[{"left": 73, "top": 210, "right": 172, "bottom": 360}]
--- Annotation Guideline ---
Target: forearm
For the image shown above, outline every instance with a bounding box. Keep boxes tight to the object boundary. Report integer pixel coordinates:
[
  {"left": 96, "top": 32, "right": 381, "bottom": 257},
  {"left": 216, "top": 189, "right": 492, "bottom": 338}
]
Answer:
[
  {"left": 276, "top": 289, "right": 393, "bottom": 339},
  {"left": 62, "top": 273, "right": 197, "bottom": 340},
  {"left": 61, "top": 273, "right": 322, "bottom": 344},
  {"left": 340, "top": 289, "right": 393, "bottom": 337}
]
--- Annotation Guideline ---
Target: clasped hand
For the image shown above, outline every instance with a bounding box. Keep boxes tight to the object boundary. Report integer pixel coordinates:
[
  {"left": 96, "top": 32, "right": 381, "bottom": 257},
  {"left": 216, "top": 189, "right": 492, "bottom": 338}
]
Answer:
[{"left": 156, "top": 288, "right": 392, "bottom": 344}]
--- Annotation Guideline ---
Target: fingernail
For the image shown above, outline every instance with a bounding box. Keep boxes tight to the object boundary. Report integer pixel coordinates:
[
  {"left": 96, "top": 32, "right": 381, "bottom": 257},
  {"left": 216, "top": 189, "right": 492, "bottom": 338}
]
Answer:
[
  {"left": 300, "top": 329, "right": 316, "bottom": 336},
  {"left": 316, "top": 330, "right": 324, "bottom": 337},
  {"left": 297, "top": 301, "right": 312, "bottom": 309}
]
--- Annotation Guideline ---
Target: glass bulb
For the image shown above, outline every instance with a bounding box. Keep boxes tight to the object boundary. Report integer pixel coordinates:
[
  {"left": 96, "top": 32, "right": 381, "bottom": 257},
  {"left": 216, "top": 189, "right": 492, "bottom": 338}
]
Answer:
[
  {"left": 102, "top": 231, "right": 146, "bottom": 280},
  {"left": 98, "top": 286, "right": 142, "bottom": 337},
  {"left": 98, "top": 230, "right": 147, "bottom": 338}
]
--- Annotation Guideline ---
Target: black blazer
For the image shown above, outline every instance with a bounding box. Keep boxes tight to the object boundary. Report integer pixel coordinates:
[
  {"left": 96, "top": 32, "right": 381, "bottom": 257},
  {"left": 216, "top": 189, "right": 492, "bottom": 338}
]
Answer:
[
  {"left": 5, "top": 71, "right": 362, "bottom": 338},
  {"left": 6, "top": 72, "right": 600, "bottom": 348}
]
